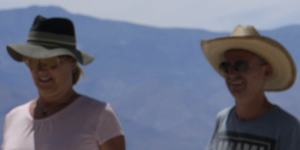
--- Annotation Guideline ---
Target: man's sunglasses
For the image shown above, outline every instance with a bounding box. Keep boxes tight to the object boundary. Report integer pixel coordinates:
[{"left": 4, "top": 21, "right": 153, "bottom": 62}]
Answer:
[{"left": 219, "top": 60, "right": 249, "bottom": 74}]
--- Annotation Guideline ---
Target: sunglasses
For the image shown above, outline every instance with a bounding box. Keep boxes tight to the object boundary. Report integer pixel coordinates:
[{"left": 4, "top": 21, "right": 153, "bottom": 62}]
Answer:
[
  {"left": 23, "top": 56, "right": 67, "bottom": 70},
  {"left": 219, "top": 60, "right": 249, "bottom": 74}
]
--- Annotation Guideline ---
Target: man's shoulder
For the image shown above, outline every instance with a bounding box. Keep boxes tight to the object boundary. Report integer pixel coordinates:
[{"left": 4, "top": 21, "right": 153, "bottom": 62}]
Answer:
[
  {"left": 216, "top": 107, "right": 234, "bottom": 119},
  {"left": 273, "top": 105, "right": 300, "bottom": 127},
  {"left": 214, "top": 106, "right": 234, "bottom": 126}
]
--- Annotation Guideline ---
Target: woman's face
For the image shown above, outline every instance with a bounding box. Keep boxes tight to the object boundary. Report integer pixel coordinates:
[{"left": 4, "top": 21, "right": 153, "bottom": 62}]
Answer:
[{"left": 24, "top": 56, "right": 76, "bottom": 99}]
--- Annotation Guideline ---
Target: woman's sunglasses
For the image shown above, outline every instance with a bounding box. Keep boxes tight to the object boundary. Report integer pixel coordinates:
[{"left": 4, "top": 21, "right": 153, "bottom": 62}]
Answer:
[{"left": 23, "top": 56, "right": 70, "bottom": 70}]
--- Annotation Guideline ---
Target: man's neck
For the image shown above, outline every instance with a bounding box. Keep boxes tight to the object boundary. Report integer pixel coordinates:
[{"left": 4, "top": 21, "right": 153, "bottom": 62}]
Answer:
[{"left": 234, "top": 94, "right": 273, "bottom": 120}]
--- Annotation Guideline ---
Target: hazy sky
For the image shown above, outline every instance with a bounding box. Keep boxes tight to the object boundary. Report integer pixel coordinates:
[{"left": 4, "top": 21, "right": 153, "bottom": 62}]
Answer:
[{"left": 1, "top": 0, "right": 300, "bottom": 31}]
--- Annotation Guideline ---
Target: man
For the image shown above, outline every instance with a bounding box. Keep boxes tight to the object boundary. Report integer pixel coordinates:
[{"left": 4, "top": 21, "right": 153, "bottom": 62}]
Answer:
[{"left": 201, "top": 25, "right": 300, "bottom": 150}]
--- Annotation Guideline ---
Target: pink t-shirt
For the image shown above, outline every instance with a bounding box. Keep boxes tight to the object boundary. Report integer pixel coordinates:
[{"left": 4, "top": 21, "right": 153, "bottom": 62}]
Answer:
[{"left": 2, "top": 95, "right": 124, "bottom": 150}]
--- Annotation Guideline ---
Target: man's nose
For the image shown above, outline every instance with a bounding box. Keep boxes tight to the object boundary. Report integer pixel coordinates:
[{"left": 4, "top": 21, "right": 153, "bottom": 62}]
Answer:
[{"left": 225, "top": 67, "right": 239, "bottom": 78}]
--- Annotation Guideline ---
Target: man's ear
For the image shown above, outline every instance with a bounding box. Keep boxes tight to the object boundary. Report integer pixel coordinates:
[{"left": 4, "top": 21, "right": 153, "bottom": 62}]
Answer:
[{"left": 264, "top": 64, "right": 273, "bottom": 78}]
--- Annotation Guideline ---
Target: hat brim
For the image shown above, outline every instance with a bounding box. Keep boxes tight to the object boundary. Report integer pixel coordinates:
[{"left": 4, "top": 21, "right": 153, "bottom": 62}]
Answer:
[
  {"left": 201, "top": 36, "right": 296, "bottom": 91},
  {"left": 7, "top": 43, "right": 94, "bottom": 65}
]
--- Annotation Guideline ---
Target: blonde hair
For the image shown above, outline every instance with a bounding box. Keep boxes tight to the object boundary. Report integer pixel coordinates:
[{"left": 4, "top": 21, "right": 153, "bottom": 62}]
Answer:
[{"left": 73, "top": 64, "right": 83, "bottom": 85}]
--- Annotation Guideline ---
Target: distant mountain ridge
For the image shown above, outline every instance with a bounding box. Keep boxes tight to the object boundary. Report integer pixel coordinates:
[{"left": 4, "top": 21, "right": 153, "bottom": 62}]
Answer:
[{"left": 0, "top": 6, "right": 299, "bottom": 150}]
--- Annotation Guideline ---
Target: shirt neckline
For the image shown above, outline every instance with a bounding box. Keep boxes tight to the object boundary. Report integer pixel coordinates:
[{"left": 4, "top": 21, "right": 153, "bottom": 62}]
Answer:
[
  {"left": 231, "top": 104, "right": 279, "bottom": 123},
  {"left": 26, "top": 95, "right": 83, "bottom": 122}
]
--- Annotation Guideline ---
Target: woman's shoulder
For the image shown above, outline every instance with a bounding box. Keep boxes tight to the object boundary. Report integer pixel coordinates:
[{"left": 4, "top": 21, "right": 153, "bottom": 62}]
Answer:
[
  {"left": 5, "top": 100, "right": 34, "bottom": 120},
  {"left": 76, "top": 94, "right": 114, "bottom": 113},
  {"left": 78, "top": 95, "right": 107, "bottom": 106},
  {"left": 73, "top": 95, "right": 119, "bottom": 121}
]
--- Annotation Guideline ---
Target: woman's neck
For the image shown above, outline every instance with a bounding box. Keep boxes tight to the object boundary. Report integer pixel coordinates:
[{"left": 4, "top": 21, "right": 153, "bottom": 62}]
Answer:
[
  {"left": 32, "top": 89, "right": 80, "bottom": 119},
  {"left": 39, "top": 89, "right": 78, "bottom": 105}
]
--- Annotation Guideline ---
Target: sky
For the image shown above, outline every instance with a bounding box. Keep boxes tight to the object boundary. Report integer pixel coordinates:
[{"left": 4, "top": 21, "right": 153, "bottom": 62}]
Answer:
[{"left": 1, "top": 0, "right": 300, "bottom": 31}]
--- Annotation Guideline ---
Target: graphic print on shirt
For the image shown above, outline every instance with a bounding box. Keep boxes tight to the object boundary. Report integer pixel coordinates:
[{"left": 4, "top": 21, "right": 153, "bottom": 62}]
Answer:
[{"left": 211, "top": 131, "right": 276, "bottom": 150}]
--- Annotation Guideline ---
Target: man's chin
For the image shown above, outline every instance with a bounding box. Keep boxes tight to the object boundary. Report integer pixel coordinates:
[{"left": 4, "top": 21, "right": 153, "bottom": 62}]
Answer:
[{"left": 229, "top": 88, "right": 246, "bottom": 98}]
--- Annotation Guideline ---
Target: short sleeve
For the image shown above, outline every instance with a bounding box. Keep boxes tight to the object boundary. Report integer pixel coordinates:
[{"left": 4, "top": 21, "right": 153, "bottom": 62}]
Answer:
[
  {"left": 2, "top": 112, "right": 11, "bottom": 148},
  {"left": 279, "top": 120, "right": 300, "bottom": 150},
  {"left": 207, "top": 107, "right": 232, "bottom": 150},
  {"left": 95, "top": 104, "right": 124, "bottom": 145}
]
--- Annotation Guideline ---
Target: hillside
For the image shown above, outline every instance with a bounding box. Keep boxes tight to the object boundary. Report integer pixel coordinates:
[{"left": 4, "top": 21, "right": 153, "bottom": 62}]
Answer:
[{"left": 0, "top": 6, "right": 299, "bottom": 150}]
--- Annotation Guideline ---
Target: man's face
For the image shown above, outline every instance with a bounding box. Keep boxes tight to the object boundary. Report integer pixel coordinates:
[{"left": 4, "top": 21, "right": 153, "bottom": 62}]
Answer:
[{"left": 220, "top": 50, "right": 272, "bottom": 99}]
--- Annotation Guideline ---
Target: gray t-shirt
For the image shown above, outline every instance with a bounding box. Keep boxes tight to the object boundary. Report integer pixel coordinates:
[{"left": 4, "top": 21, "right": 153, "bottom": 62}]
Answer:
[{"left": 208, "top": 105, "right": 300, "bottom": 150}]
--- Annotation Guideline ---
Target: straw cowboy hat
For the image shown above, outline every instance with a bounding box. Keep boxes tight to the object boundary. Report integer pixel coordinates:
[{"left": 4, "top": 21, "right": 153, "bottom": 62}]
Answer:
[
  {"left": 7, "top": 15, "right": 94, "bottom": 65},
  {"left": 201, "top": 25, "right": 296, "bottom": 91}
]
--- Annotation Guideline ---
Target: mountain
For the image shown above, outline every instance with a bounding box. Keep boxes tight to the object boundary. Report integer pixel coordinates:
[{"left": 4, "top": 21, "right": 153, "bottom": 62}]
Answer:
[{"left": 0, "top": 6, "right": 299, "bottom": 150}]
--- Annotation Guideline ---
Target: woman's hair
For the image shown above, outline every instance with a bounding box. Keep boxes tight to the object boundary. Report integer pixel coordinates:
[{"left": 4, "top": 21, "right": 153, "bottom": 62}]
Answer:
[
  {"left": 73, "top": 64, "right": 83, "bottom": 85},
  {"left": 61, "top": 55, "right": 84, "bottom": 85}
]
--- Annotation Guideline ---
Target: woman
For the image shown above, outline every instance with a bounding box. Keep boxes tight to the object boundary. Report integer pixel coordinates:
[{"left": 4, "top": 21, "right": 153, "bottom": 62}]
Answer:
[{"left": 2, "top": 15, "right": 125, "bottom": 150}]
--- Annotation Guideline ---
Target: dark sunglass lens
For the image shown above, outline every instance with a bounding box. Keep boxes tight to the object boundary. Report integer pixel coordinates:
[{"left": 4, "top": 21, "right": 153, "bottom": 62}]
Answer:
[
  {"left": 219, "top": 62, "right": 230, "bottom": 73},
  {"left": 235, "top": 60, "right": 248, "bottom": 72}
]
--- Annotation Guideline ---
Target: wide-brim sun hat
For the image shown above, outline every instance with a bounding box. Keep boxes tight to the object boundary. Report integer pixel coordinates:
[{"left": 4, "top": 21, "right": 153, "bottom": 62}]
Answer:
[
  {"left": 201, "top": 25, "right": 296, "bottom": 91},
  {"left": 7, "top": 15, "right": 94, "bottom": 65}
]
